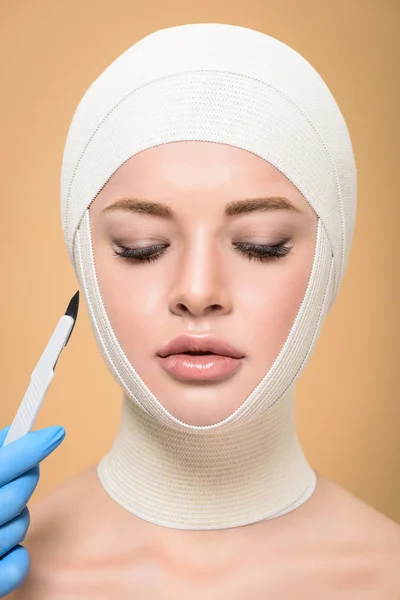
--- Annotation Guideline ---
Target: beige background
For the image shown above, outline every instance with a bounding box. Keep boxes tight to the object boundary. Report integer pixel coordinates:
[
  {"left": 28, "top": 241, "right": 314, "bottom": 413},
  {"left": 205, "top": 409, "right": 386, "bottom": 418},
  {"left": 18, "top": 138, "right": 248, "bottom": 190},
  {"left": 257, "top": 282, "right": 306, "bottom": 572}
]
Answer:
[{"left": 0, "top": 0, "right": 399, "bottom": 523}]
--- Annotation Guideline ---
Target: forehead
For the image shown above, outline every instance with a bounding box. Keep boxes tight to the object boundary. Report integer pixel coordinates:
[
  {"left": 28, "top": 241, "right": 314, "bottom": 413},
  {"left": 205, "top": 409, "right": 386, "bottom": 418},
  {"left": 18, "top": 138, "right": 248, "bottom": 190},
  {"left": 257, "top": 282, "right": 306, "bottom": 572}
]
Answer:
[{"left": 89, "top": 141, "right": 314, "bottom": 218}]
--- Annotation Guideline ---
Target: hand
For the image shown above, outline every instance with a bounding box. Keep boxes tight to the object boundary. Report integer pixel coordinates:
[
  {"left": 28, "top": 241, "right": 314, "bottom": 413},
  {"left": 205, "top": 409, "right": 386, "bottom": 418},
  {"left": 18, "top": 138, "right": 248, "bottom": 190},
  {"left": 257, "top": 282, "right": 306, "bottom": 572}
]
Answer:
[{"left": 0, "top": 424, "right": 65, "bottom": 598}]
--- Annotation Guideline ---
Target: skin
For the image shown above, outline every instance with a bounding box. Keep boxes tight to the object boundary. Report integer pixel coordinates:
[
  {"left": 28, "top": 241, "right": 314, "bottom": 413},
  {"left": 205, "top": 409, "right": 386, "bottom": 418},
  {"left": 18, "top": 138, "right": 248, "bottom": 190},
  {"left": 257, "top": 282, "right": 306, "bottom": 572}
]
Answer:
[
  {"left": 9, "top": 142, "right": 400, "bottom": 598},
  {"left": 88, "top": 141, "right": 318, "bottom": 426}
]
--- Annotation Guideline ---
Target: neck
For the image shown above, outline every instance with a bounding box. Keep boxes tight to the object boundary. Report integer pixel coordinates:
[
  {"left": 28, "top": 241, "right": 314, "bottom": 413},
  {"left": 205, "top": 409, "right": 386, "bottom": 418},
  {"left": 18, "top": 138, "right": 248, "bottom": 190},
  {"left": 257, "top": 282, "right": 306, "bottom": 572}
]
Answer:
[{"left": 97, "top": 385, "right": 316, "bottom": 530}]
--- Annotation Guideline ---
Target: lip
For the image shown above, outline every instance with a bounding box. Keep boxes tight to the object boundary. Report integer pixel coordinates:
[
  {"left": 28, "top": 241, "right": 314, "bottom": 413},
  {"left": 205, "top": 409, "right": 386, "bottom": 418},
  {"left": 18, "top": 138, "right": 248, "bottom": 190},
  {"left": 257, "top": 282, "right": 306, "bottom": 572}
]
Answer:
[
  {"left": 157, "top": 334, "right": 244, "bottom": 359},
  {"left": 157, "top": 334, "right": 245, "bottom": 382},
  {"left": 157, "top": 354, "right": 243, "bottom": 381}
]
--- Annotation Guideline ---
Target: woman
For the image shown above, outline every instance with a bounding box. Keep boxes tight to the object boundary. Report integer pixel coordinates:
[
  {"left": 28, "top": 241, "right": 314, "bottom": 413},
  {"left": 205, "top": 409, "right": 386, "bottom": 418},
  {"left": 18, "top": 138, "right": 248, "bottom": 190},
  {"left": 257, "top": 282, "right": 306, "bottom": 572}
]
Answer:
[{"left": 6, "top": 22, "right": 400, "bottom": 598}]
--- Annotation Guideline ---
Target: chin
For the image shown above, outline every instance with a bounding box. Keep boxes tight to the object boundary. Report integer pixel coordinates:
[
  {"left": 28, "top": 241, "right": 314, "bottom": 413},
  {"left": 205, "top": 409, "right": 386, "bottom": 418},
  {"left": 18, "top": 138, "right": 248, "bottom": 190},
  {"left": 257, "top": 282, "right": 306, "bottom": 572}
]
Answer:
[{"left": 158, "top": 386, "right": 246, "bottom": 427}]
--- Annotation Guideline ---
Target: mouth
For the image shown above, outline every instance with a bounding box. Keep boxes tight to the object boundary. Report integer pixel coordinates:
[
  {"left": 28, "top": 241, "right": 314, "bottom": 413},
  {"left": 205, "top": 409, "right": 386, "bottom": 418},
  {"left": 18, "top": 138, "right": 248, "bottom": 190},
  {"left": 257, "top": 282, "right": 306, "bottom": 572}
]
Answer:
[{"left": 157, "top": 335, "right": 244, "bottom": 382}]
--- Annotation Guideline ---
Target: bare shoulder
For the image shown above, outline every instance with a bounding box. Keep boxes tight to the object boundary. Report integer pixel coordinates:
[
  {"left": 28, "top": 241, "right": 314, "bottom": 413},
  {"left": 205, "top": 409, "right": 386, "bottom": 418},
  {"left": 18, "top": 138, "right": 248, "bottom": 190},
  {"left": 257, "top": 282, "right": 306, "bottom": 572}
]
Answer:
[
  {"left": 241, "top": 473, "right": 400, "bottom": 596},
  {"left": 294, "top": 473, "right": 400, "bottom": 595},
  {"left": 310, "top": 473, "right": 400, "bottom": 546}
]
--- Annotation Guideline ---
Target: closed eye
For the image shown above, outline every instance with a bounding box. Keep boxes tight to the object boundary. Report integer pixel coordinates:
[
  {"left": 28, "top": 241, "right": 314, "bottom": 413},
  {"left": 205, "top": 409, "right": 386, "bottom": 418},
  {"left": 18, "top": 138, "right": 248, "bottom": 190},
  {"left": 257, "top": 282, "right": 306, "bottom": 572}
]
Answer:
[{"left": 112, "top": 239, "right": 293, "bottom": 264}]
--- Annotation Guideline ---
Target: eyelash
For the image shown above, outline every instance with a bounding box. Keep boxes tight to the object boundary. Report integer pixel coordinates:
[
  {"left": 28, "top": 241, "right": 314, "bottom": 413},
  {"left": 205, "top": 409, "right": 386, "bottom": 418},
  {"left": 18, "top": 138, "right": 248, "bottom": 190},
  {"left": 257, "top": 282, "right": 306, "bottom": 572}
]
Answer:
[{"left": 112, "top": 240, "right": 293, "bottom": 264}]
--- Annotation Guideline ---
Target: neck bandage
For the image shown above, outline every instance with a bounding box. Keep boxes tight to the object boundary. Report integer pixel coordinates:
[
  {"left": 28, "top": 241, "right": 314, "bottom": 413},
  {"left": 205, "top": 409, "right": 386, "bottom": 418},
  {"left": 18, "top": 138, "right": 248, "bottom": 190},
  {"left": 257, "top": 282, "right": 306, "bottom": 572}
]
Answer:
[{"left": 60, "top": 23, "right": 357, "bottom": 530}]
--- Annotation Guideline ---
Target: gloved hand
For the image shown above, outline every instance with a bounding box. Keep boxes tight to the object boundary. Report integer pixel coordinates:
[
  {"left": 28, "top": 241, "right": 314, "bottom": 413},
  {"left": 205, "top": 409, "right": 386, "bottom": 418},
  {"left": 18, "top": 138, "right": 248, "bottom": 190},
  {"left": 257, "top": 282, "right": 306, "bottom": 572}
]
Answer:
[{"left": 0, "top": 424, "right": 65, "bottom": 598}]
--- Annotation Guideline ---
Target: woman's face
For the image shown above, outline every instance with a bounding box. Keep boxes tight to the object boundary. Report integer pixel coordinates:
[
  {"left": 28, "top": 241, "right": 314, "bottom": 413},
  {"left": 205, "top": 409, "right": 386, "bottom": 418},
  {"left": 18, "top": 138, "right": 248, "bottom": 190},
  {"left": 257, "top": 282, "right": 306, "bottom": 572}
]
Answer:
[{"left": 89, "top": 141, "right": 317, "bottom": 426}]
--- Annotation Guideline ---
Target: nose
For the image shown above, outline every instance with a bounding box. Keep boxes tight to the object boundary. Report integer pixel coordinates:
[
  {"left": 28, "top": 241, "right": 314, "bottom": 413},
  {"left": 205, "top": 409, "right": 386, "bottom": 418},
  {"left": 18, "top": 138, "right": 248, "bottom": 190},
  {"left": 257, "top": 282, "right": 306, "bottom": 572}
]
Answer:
[{"left": 168, "top": 235, "right": 233, "bottom": 319}]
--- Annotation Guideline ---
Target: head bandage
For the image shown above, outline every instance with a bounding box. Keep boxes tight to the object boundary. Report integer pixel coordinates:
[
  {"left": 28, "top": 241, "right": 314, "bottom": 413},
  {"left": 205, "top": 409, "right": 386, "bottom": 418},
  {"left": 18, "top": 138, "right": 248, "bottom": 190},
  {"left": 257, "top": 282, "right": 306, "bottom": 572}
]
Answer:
[{"left": 61, "top": 23, "right": 357, "bottom": 530}]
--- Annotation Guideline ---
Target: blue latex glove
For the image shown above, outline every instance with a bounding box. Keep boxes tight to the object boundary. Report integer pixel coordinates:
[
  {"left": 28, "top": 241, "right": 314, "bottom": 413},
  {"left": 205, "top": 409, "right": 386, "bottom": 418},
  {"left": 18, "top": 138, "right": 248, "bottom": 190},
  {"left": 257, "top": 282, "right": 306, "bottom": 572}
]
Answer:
[{"left": 0, "top": 424, "right": 65, "bottom": 598}]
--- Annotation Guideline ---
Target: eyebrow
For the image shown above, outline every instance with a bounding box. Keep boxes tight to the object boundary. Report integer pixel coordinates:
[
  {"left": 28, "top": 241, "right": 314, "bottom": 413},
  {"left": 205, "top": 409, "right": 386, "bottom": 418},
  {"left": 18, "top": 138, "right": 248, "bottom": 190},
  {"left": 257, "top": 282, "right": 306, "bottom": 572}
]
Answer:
[{"left": 101, "top": 196, "right": 302, "bottom": 218}]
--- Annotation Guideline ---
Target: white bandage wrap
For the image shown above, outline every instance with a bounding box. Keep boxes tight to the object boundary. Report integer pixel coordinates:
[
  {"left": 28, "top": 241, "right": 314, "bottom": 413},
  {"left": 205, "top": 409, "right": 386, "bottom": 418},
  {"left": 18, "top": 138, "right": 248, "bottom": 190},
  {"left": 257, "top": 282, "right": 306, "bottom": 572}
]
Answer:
[{"left": 61, "top": 23, "right": 357, "bottom": 529}]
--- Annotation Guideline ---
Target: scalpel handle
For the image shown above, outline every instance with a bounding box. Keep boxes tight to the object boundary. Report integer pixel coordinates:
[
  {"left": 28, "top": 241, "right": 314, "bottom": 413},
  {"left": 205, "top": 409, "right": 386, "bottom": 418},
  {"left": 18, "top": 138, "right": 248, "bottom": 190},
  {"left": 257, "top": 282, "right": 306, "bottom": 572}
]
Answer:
[{"left": 2, "top": 315, "right": 74, "bottom": 446}]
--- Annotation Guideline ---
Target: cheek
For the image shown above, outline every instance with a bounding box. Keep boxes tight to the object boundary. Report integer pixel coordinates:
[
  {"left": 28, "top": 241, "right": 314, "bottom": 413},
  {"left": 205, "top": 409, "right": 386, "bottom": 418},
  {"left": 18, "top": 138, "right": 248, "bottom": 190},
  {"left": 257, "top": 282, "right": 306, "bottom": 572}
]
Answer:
[
  {"left": 237, "top": 256, "right": 313, "bottom": 359},
  {"left": 94, "top": 252, "right": 164, "bottom": 350}
]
